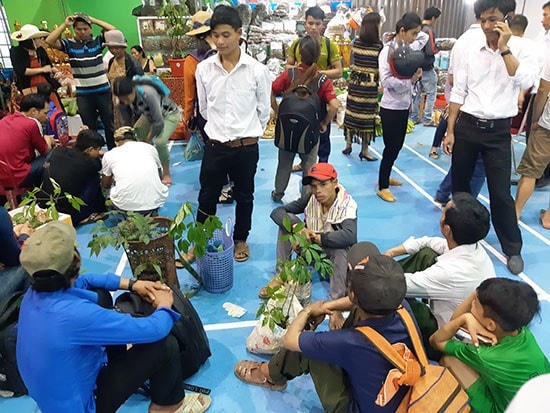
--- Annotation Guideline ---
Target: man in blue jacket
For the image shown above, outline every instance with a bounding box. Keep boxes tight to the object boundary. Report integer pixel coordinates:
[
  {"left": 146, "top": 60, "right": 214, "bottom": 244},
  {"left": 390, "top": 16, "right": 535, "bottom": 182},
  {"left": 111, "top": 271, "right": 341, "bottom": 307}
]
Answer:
[{"left": 16, "top": 221, "right": 211, "bottom": 413}]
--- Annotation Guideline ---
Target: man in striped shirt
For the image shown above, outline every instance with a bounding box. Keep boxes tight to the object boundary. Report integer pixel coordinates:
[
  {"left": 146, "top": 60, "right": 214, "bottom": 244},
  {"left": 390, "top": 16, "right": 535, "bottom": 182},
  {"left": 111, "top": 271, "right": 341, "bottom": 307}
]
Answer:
[{"left": 47, "top": 13, "right": 116, "bottom": 149}]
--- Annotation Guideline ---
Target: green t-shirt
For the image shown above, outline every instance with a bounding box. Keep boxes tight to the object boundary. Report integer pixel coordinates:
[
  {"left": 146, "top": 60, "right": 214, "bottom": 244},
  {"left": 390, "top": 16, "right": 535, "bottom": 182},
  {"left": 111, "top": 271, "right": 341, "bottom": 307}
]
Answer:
[
  {"left": 288, "top": 36, "right": 341, "bottom": 71},
  {"left": 444, "top": 328, "right": 550, "bottom": 413}
]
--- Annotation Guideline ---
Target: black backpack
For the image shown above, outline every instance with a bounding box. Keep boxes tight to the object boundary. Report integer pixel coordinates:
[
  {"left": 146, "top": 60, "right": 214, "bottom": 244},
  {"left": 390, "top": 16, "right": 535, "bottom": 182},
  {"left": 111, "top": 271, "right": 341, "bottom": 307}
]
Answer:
[
  {"left": 274, "top": 68, "right": 327, "bottom": 154},
  {"left": 115, "top": 288, "right": 211, "bottom": 380},
  {"left": 0, "top": 291, "right": 28, "bottom": 396}
]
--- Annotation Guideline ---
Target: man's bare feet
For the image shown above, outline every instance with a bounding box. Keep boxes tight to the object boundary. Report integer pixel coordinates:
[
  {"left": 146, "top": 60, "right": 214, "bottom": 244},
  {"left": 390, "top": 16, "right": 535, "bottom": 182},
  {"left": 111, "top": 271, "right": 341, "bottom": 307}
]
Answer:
[{"left": 329, "top": 310, "right": 345, "bottom": 330}]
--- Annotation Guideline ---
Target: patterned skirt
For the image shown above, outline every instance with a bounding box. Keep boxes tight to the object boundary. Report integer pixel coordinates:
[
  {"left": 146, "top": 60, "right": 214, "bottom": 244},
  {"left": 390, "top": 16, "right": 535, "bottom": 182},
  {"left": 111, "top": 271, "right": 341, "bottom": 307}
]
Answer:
[{"left": 343, "top": 69, "right": 379, "bottom": 144}]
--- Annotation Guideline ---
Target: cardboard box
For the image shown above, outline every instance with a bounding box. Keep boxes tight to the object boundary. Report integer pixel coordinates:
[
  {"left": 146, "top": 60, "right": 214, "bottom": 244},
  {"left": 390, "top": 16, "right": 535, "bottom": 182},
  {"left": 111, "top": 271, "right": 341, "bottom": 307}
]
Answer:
[{"left": 8, "top": 206, "right": 73, "bottom": 228}]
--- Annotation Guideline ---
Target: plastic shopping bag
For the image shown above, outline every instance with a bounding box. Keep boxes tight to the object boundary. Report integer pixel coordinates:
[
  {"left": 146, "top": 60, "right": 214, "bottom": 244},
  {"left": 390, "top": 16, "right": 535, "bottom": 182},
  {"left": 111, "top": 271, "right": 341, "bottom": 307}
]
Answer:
[{"left": 184, "top": 132, "right": 205, "bottom": 161}]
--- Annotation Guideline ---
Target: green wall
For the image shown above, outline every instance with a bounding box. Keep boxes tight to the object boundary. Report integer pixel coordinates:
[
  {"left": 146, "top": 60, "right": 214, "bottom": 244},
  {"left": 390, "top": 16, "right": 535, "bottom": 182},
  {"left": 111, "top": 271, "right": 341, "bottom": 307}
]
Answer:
[{"left": 4, "top": 0, "right": 141, "bottom": 50}]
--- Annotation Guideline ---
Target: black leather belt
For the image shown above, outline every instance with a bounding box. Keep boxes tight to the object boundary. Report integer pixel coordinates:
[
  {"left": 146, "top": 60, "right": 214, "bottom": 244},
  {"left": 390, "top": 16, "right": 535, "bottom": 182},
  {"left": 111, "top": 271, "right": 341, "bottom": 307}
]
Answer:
[
  {"left": 207, "top": 137, "right": 258, "bottom": 148},
  {"left": 459, "top": 112, "right": 511, "bottom": 130}
]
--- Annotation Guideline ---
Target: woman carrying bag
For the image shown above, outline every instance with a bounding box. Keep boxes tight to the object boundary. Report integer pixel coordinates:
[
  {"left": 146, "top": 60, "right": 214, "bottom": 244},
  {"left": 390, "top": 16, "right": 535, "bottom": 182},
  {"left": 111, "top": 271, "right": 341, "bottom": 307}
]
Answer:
[
  {"left": 10, "top": 24, "right": 62, "bottom": 110},
  {"left": 270, "top": 36, "right": 339, "bottom": 202}
]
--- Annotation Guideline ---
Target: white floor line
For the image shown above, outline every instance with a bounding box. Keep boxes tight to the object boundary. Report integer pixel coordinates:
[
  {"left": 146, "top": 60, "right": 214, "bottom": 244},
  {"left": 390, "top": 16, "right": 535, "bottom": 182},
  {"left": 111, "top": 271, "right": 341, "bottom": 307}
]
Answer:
[
  {"left": 204, "top": 320, "right": 258, "bottom": 331},
  {"left": 402, "top": 143, "right": 550, "bottom": 247},
  {"left": 369, "top": 146, "right": 550, "bottom": 302}
]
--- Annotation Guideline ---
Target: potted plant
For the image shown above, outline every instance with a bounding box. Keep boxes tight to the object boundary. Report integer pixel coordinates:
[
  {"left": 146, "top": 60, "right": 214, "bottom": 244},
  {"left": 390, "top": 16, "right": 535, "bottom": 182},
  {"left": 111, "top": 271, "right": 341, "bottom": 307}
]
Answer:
[
  {"left": 257, "top": 217, "right": 334, "bottom": 331},
  {"left": 87, "top": 202, "right": 222, "bottom": 290},
  {"left": 157, "top": 0, "right": 190, "bottom": 76},
  {"left": 9, "top": 179, "right": 85, "bottom": 228}
]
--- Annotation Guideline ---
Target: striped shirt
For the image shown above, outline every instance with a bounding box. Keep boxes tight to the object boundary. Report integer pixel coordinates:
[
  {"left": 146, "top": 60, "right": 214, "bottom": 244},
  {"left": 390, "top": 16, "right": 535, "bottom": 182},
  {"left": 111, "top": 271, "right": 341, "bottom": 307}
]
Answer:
[{"left": 61, "top": 35, "right": 110, "bottom": 95}]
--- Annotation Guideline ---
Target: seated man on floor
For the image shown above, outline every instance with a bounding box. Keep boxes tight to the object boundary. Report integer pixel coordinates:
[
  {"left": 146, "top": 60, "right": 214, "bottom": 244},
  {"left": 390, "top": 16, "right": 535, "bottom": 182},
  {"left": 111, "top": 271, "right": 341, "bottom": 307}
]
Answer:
[
  {"left": 16, "top": 221, "right": 211, "bottom": 413},
  {"left": 430, "top": 278, "right": 550, "bottom": 413},
  {"left": 40, "top": 129, "right": 107, "bottom": 225},
  {"left": 0, "top": 93, "right": 55, "bottom": 188},
  {"left": 0, "top": 206, "right": 33, "bottom": 301},
  {"left": 101, "top": 126, "right": 168, "bottom": 216},
  {"left": 383, "top": 192, "right": 495, "bottom": 330},
  {"left": 235, "top": 243, "right": 420, "bottom": 412},
  {"left": 264, "top": 162, "right": 357, "bottom": 329}
]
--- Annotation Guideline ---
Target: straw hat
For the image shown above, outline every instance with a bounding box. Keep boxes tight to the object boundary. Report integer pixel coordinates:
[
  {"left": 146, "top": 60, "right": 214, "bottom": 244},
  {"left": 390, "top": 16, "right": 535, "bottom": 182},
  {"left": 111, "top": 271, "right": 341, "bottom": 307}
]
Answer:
[
  {"left": 103, "top": 30, "right": 128, "bottom": 48},
  {"left": 11, "top": 24, "right": 49, "bottom": 41},
  {"left": 187, "top": 11, "right": 212, "bottom": 37}
]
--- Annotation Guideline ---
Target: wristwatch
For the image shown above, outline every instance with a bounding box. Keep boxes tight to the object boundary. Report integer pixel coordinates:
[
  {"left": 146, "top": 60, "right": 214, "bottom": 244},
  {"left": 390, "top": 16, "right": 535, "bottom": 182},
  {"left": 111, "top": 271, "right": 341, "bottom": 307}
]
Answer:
[
  {"left": 500, "top": 49, "right": 512, "bottom": 57},
  {"left": 128, "top": 279, "right": 137, "bottom": 292}
]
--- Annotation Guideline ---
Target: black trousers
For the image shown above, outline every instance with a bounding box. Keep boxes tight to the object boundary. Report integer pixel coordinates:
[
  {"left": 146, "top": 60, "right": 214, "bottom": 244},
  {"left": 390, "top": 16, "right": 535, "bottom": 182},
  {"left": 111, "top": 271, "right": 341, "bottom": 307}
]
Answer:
[
  {"left": 77, "top": 91, "right": 115, "bottom": 150},
  {"left": 378, "top": 107, "right": 409, "bottom": 190},
  {"left": 197, "top": 142, "right": 259, "bottom": 242},
  {"left": 95, "top": 335, "right": 184, "bottom": 413},
  {"left": 451, "top": 116, "right": 522, "bottom": 256},
  {"left": 91, "top": 289, "right": 184, "bottom": 413}
]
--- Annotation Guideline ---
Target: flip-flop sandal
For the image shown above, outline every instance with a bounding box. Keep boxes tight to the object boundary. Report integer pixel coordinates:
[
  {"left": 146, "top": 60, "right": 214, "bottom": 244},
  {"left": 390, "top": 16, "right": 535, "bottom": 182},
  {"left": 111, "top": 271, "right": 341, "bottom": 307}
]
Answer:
[
  {"left": 234, "top": 242, "right": 250, "bottom": 262},
  {"left": 162, "top": 177, "right": 172, "bottom": 187},
  {"left": 78, "top": 212, "right": 107, "bottom": 225},
  {"left": 258, "top": 277, "right": 284, "bottom": 299},
  {"left": 429, "top": 151, "right": 440, "bottom": 159},
  {"left": 176, "top": 249, "right": 196, "bottom": 268},
  {"left": 540, "top": 209, "right": 550, "bottom": 230},
  {"left": 234, "top": 361, "right": 287, "bottom": 391},
  {"left": 176, "top": 391, "right": 212, "bottom": 413}
]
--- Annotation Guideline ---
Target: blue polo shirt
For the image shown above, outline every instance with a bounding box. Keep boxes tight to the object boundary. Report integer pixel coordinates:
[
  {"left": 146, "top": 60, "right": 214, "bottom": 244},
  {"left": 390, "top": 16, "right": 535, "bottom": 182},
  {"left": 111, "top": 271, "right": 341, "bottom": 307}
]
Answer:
[
  {"left": 16, "top": 273, "right": 180, "bottom": 413},
  {"left": 298, "top": 301, "right": 417, "bottom": 412}
]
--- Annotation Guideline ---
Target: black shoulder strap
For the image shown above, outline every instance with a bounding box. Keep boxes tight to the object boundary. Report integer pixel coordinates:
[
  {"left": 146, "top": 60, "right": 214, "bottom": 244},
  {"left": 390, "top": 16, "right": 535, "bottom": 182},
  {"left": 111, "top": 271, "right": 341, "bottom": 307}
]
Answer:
[
  {"left": 325, "top": 36, "right": 331, "bottom": 66},
  {"left": 310, "top": 73, "right": 327, "bottom": 94}
]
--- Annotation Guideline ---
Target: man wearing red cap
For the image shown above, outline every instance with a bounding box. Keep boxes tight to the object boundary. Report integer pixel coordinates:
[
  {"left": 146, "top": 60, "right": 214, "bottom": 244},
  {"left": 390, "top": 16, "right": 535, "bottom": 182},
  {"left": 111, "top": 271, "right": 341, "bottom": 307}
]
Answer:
[{"left": 263, "top": 162, "right": 357, "bottom": 329}]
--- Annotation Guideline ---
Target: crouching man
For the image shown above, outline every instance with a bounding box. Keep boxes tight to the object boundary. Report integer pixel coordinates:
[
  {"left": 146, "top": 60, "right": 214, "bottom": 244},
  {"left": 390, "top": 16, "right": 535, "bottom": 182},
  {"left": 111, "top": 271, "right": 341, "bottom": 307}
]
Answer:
[
  {"left": 263, "top": 162, "right": 357, "bottom": 329},
  {"left": 236, "top": 243, "right": 421, "bottom": 412},
  {"left": 16, "top": 221, "right": 210, "bottom": 413}
]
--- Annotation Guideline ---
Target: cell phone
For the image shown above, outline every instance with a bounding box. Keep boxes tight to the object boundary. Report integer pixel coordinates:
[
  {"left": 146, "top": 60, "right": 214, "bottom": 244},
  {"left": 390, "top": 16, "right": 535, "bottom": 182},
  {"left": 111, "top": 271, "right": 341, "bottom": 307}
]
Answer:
[{"left": 455, "top": 327, "right": 494, "bottom": 345}]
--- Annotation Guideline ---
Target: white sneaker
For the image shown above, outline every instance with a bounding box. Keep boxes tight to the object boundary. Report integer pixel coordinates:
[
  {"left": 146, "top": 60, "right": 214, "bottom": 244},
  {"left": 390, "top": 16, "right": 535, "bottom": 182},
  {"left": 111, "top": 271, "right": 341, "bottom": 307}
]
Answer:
[{"left": 175, "top": 392, "right": 211, "bottom": 413}]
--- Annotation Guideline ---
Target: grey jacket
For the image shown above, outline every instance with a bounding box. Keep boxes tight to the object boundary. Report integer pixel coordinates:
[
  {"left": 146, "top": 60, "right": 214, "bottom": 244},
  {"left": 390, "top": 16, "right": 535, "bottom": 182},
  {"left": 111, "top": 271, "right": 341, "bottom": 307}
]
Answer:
[{"left": 132, "top": 84, "right": 179, "bottom": 138}]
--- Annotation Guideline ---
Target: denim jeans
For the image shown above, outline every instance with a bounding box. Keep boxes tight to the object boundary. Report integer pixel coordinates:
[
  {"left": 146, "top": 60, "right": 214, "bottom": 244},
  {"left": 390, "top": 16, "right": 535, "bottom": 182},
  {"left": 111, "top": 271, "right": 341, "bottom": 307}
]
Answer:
[
  {"left": 77, "top": 91, "right": 115, "bottom": 150},
  {"left": 0, "top": 265, "right": 30, "bottom": 302},
  {"left": 435, "top": 155, "right": 486, "bottom": 203},
  {"left": 410, "top": 69, "right": 438, "bottom": 123}
]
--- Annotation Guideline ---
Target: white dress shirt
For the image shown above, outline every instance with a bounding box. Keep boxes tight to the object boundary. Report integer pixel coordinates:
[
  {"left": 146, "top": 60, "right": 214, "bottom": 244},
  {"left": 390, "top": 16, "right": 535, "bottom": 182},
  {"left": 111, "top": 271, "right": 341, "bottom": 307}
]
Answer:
[
  {"left": 195, "top": 51, "right": 271, "bottom": 142},
  {"left": 450, "top": 34, "right": 539, "bottom": 119},
  {"left": 402, "top": 236, "right": 496, "bottom": 327},
  {"left": 379, "top": 31, "right": 428, "bottom": 111},
  {"left": 448, "top": 24, "right": 483, "bottom": 75}
]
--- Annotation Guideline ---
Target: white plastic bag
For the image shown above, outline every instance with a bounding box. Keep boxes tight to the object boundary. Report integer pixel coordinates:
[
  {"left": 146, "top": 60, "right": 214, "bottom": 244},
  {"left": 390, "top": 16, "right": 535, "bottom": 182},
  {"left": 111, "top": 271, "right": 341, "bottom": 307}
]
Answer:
[{"left": 246, "top": 294, "right": 302, "bottom": 354}]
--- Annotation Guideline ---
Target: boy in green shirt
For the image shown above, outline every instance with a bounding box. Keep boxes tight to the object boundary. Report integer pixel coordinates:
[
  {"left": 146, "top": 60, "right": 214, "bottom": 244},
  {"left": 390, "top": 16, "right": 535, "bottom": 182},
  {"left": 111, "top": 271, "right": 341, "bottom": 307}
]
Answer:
[
  {"left": 430, "top": 278, "right": 550, "bottom": 413},
  {"left": 287, "top": 6, "right": 342, "bottom": 164}
]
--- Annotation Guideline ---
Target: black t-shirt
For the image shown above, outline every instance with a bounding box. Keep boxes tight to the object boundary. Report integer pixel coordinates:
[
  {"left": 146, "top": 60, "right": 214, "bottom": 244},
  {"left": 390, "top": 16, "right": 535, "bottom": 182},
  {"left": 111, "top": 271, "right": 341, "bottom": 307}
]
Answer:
[{"left": 41, "top": 147, "right": 101, "bottom": 198}]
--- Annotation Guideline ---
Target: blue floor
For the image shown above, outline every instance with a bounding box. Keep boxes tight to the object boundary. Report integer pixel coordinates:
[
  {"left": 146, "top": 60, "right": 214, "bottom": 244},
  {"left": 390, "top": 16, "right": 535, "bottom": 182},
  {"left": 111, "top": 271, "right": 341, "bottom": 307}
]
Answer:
[{"left": 3, "top": 124, "right": 550, "bottom": 412}]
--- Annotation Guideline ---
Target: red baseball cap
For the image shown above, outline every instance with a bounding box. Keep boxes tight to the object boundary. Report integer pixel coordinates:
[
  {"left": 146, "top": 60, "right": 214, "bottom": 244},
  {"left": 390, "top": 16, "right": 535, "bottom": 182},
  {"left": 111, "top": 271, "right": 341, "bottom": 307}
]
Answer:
[{"left": 302, "top": 163, "right": 338, "bottom": 185}]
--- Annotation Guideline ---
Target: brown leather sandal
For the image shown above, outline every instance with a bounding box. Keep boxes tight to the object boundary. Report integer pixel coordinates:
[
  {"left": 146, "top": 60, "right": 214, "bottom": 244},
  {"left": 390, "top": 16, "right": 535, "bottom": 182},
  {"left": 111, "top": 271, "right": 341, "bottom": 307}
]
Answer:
[{"left": 234, "top": 361, "right": 287, "bottom": 391}]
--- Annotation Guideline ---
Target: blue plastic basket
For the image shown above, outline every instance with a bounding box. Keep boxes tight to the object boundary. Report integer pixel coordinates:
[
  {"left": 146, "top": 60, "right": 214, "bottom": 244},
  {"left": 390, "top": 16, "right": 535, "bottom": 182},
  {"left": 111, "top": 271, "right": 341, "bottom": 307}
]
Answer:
[{"left": 197, "top": 221, "right": 234, "bottom": 293}]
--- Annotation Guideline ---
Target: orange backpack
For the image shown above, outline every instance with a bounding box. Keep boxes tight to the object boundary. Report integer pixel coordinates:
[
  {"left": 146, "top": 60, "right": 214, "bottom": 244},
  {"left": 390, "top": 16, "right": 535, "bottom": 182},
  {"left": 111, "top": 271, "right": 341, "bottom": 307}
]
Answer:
[{"left": 356, "top": 307, "right": 471, "bottom": 413}]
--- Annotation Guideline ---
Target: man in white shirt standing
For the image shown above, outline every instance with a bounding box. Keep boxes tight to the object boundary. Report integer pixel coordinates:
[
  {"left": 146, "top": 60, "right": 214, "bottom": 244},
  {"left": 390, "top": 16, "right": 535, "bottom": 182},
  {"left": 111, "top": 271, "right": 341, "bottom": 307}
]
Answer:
[
  {"left": 101, "top": 127, "right": 168, "bottom": 215},
  {"left": 383, "top": 192, "right": 495, "bottom": 328},
  {"left": 515, "top": 54, "right": 550, "bottom": 220},
  {"left": 195, "top": 5, "right": 271, "bottom": 262},
  {"left": 443, "top": 0, "right": 538, "bottom": 275}
]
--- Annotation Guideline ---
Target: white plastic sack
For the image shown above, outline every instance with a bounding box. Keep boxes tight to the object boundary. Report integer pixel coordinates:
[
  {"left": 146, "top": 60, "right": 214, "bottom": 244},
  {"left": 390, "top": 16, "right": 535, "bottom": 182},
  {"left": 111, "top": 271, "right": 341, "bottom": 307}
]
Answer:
[
  {"left": 336, "top": 92, "right": 348, "bottom": 127},
  {"left": 246, "top": 294, "right": 302, "bottom": 355}
]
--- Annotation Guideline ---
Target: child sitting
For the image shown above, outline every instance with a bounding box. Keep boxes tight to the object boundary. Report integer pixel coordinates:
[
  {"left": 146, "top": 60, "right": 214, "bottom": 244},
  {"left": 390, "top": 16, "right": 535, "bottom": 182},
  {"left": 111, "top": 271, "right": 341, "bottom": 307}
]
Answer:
[{"left": 430, "top": 278, "right": 550, "bottom": 413}]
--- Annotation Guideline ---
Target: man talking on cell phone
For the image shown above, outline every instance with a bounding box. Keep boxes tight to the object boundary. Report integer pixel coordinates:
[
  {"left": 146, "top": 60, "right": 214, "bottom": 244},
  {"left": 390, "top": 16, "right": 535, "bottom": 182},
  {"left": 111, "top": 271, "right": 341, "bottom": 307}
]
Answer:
[{"left": 443, "top": 0, "right": 538, "bottom": 275}]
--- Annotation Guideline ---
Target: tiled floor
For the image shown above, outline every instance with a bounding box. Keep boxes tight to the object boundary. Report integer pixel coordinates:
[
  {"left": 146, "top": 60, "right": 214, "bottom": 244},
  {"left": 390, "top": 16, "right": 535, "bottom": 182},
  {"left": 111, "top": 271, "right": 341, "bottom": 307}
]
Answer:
[{"left": 3, "top": 123, "right": 549, "bottom": 412}]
